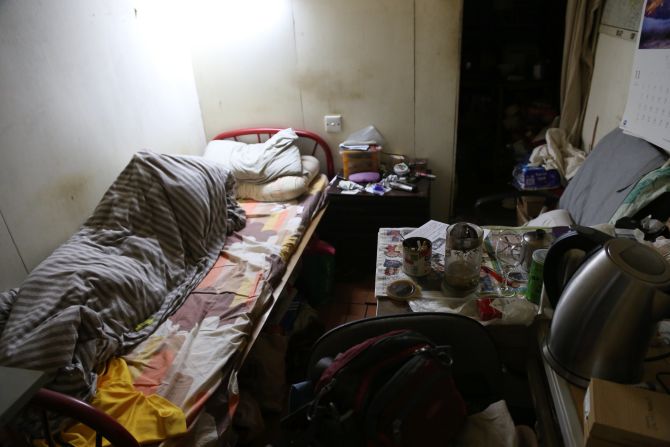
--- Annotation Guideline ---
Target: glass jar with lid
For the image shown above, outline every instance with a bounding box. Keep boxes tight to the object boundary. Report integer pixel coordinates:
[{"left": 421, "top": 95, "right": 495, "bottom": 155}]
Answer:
[{"left": 442, "top": 222, "right": 483, "bottom": 297}]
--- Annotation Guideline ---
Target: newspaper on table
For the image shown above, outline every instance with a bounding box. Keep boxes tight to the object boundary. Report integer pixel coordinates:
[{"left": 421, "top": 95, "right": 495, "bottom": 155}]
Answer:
[
  {"left": 375, "top": 225, "right": 502, "bottom": 301},
  {"left": 405, "top": 220, "right": 491, "bottom": 246},
  {"left": 374, "top": 227, "right": 446, "bottom": 301},
  {"left": 404, "top": 219, "right": 449, "bottom": 244}
]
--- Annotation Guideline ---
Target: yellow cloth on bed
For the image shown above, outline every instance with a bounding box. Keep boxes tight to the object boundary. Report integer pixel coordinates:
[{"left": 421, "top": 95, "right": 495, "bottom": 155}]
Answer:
[{"left": 42, "top": 357, "right": 187, "bottom": 446}]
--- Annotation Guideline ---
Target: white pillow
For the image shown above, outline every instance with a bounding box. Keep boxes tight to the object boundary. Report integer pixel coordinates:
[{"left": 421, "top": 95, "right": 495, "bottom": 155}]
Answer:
[
  {"left": 203, "top": 128, "right": 302, "bottom": 183},
  {"left": 236, "top": 155, "right": 320, "bottom": 202},
  {"left": 202, "top": 139, "right": 244, "bottom": 169}
]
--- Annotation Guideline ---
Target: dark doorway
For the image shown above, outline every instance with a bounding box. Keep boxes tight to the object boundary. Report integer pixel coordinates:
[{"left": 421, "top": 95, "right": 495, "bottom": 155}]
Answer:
[{"left": 453, "top": 0, "right": 567, "bottom": 220}]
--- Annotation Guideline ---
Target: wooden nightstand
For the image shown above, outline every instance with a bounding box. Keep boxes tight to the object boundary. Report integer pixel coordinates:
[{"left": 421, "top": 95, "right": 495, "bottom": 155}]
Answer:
[{"left": 317, "top": 179, "right": 431, "bottom": 276}]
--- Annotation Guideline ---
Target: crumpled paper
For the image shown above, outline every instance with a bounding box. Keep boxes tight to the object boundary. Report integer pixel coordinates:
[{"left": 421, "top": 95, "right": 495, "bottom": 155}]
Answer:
[{"left": 453, "top": 400, "right": 530, "bottom": 447}]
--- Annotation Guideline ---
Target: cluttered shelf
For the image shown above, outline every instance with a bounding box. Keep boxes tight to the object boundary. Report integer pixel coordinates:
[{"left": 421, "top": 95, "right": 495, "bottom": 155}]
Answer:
[
  {"left": 455, "top": 76, "right": 560, "bottom": 218},
  {"left": 318, "top": 125, "right": 435, "bottom": 277}
]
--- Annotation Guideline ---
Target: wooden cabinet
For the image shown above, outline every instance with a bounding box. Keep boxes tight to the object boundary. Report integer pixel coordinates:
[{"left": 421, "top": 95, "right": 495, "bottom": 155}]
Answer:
[{"left": 318, "top": 180, "right": 431, "bottom": 277}]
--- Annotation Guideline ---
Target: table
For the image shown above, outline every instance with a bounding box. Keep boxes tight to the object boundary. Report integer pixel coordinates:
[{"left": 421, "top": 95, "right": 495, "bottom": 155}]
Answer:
[
  {"left": 373, "top": 226, "right": 670, "bottom": 447},
  {"left": 374, "top": 226, "right": 534, "bottom": 321},
  {"left": 533, "top": 319, "right": 670, "bottom": 447},
  {"left": 0, "top": 366, "right": 47, "bottom": 427},
  {"left": 531, "top": 320, "right": 584, "bottom": 447},
  {"left": 372, "top": 226, "right": 565, "bottom": 446}
]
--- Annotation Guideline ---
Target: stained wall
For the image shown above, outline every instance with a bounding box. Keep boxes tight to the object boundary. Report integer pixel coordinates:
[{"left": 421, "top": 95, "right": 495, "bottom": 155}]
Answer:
[{"left": 0, "top": 0, "right": 205, "bottom": 288}]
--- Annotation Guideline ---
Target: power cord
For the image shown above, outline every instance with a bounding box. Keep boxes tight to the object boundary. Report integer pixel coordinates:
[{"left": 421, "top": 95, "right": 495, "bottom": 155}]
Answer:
[
  {"left": 656, "top": 372, "right": 670, "bottom": 394},
  {"left": 645, "top": 350, "right": 670, "bottom": 362}
]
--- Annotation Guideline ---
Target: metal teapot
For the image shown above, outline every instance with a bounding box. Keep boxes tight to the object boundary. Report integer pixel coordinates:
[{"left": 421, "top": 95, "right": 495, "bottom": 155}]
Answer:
[{"left": 542, "top": 226, "right": 670, "bottom": 388}]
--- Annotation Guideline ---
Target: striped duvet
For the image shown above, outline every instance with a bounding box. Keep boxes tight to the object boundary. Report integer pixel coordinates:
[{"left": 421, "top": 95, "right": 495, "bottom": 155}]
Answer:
[{"left": 0, "top": 151, "right": 246, "bottom": 402}]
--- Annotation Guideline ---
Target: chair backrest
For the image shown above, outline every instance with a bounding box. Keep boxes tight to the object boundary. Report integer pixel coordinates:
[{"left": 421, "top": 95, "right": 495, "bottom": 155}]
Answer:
[
  {"left": 30, "top": 388, "right": 140, "bottom": 447},
  {"left": 307, "top": 312, "right": 504, "bottom": 410},
  {"left": 558, "top": 128, "right": 667, "bottom": 226}
]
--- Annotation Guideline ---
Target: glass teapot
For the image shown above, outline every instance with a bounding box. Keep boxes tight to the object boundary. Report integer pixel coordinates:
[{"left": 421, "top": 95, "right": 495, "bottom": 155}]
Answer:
[{"left": 441, "top": 222, "right": 483, "bottom": 297}]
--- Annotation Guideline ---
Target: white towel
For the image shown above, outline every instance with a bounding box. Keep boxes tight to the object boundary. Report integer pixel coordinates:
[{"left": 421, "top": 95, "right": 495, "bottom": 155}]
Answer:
[{"left": 528, "top": 128, "right": 586, "bottom": 182}]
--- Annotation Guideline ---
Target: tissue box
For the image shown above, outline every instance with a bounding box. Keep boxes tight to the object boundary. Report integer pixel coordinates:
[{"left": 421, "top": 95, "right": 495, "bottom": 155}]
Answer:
[
  {"left": 584, "top": 378, "right": 670, "bottom": 447},
  {"left": 513, "top": 164, "right": 560, "bottom": 190}
]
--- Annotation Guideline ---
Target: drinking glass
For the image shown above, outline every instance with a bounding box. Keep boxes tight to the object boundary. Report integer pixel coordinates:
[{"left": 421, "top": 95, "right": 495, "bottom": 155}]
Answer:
[{"left": 494, "top": 231, "right": 526, "bottom": 296}]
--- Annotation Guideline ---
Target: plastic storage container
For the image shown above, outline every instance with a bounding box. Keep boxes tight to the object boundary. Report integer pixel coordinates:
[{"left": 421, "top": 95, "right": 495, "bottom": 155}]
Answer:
[
  {"left": 340, "top": 145, "right": 382, "bottom": 178},
  {"left": 513, "top": 164, "right": 560, "bottom": 190}
]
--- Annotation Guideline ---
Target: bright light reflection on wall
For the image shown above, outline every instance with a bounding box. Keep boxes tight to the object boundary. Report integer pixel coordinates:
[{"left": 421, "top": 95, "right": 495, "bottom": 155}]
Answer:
[
  {"left": 187, "top": 0, "right": 289, "bottom": 46},
  {"left": 133, "top": 0, "right": 191, "bottom": 83}
]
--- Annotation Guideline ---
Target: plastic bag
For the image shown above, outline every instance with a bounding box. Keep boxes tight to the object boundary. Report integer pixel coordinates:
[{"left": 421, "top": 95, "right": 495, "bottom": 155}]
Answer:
[
  {"left": 339, "top": 125, "right": 386, "bottom": 150},
  {"left": 490, "top": 298, "right": 537, "bottom": 326}
]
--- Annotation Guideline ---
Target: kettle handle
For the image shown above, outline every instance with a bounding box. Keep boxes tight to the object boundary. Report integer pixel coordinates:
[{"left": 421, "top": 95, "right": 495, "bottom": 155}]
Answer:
[{"left": 543, "top": 225, "right": 613, "bottom": 308}]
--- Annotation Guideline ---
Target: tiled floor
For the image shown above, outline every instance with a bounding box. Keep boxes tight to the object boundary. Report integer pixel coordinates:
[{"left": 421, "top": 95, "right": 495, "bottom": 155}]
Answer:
[{"left": 317, "top": 273, "right": 377, "bottom": 330}]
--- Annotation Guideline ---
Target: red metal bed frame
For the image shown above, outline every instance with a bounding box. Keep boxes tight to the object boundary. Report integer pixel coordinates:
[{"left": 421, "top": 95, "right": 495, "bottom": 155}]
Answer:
[{"left": 16, "top": 127, "right": 334, "bottom": 446}]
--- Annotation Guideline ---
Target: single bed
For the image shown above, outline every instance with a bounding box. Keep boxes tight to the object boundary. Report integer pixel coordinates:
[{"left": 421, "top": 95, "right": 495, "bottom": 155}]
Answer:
[{"left": 2, "top": 127, "right": 334, "bottom": 446}]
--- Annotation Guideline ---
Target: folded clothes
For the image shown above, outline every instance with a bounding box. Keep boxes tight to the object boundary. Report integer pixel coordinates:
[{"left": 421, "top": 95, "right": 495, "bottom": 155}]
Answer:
[{"left": 339, "top": 144, "right": 372, "bottom": 151}]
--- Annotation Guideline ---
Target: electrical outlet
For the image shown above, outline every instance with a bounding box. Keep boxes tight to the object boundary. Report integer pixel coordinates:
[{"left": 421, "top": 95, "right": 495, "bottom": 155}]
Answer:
[{"left": 324, "top": 115, "right": 342, "bottom": 133}]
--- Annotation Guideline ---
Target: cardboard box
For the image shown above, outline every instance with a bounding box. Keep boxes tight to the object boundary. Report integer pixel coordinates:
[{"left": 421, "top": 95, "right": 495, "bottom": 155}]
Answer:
[
  {"left": 584, "top": 379, "right": 670, "bottom": 447},
  {"left": 519, "top": 195, "right": 546, "bottom": 217},
  {"left": 516, "top": 195, "right": 546, "bottom": 225},
  {"left": 516, "top": 202, "right": 531, "bottom": 226}
]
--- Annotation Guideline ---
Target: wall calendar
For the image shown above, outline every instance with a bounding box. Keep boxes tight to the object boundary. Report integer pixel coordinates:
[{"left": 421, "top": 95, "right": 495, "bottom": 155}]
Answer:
[{"left": 621, "top": 0, "right": 670, "bottom": 152}]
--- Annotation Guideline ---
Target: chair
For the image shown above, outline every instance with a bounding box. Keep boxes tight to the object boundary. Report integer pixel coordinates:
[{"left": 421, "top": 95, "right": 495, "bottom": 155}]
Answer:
[
  {"left": 473, "top": 128, "right": 669, "bottom": 226},
  {"left": 24, "top": 388, "right": 140, "bottom": 447},
  {"left": 305, "top": 312, "right": 504, "bottom": 413}
]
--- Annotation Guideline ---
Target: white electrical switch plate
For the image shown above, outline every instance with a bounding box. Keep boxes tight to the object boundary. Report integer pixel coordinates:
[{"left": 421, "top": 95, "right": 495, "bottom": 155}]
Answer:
[{"left": 324, "top": 115, "right": 342, "bottom": 133}]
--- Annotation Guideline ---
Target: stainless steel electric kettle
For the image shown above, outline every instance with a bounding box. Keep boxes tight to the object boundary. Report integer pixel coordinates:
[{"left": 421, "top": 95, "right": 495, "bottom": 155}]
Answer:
[{"left": 542, "top": 226, "right": 670, "bottom": 388}]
